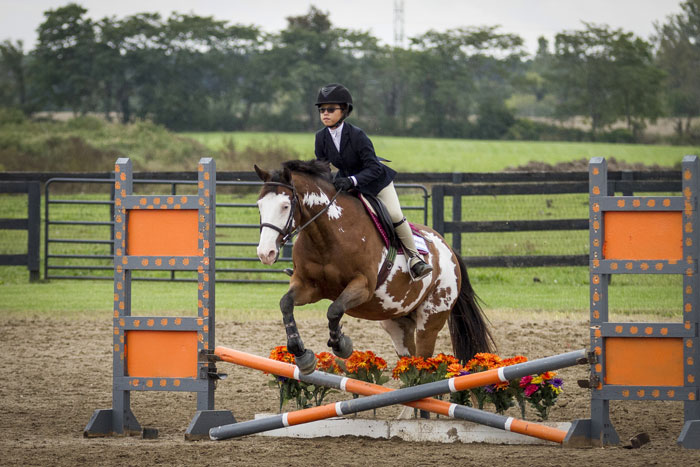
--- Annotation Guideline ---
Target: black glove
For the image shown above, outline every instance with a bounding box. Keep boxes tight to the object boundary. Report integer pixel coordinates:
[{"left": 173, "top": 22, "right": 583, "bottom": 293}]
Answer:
[{"left": 333, "top": 177, "right": 354, "bottom": 192}]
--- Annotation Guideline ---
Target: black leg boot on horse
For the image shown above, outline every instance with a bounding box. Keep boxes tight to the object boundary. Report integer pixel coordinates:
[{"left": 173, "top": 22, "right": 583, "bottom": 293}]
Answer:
[
  {"left": 279, "top": 290, "right": 317, "bottom": 373},
  {"left": 326, "top": 276, "right": 370, "bottom": 360}
]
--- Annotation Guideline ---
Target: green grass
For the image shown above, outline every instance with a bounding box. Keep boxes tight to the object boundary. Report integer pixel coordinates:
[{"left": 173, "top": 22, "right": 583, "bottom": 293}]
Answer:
[
  {"left": 183, "top": 131, "right": 700, "bottom": 172},
  {"left": 0, "top": 265, "right": 683, "bottom": 320},
  {"left": 1, "top": 132, "right": 692, "bottom": 319}
]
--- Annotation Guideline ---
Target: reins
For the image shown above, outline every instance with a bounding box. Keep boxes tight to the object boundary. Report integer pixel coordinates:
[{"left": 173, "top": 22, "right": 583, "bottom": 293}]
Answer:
[{"left": 260, "top": 180, "right": 341, "bottom": 248}]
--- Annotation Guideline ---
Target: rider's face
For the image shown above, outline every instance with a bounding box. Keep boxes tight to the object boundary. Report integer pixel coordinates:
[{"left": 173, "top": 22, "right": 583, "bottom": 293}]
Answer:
[{"left": 319, "top": 105, "right": 343, "bottom": 127}]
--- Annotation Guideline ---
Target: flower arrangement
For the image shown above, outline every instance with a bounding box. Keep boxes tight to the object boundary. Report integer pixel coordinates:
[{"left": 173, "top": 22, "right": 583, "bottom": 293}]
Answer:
[
  {"left": 267, "top": 346, "right": 342, "bottom": 410},
  {"left": 266, "top": 347, "right": 564, "bottom": 420},
  {"left": 391, "top": 356, "right": 435, "bottom": 387},
  {"left": 519, "top": 371, "right": 564, "bottom": 419},
  {"left": 338, "top": 350, "right": 389, "bottom": 386}
]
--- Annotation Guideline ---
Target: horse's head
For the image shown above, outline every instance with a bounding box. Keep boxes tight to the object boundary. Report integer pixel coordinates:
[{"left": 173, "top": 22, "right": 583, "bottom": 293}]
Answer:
[
  {"left": 254, "top": 160, "right": 334, "bottom": 265},
  {"left": 254, "top": 164, "right": 296, "bottom": 265}
]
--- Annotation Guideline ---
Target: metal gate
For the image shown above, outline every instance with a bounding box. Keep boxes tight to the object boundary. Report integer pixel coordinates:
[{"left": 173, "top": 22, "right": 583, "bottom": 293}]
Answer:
[{"left": 44, "top": 176, "right": 428, "bottom": 283}]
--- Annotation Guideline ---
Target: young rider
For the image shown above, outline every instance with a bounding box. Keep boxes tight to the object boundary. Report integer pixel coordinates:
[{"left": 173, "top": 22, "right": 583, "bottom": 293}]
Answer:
[{"left": 314, "top": 83, "right": 433, "bottom": 280}]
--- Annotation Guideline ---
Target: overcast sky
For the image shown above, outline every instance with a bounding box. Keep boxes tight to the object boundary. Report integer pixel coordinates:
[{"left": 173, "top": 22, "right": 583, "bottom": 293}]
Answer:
[{"left": 0, "top": 0, "right": 686, "bottom": 54}]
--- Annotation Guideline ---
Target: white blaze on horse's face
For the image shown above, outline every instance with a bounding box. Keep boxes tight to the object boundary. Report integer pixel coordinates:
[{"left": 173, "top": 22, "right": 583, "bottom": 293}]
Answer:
[{"left": 257, "top": 192, "right": 293, "bottom": 265}]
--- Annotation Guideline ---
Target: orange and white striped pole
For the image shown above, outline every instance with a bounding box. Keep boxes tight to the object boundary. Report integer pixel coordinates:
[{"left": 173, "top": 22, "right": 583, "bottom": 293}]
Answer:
[{"left": 211, "top": 346, "right": 585, "bottom": 443}]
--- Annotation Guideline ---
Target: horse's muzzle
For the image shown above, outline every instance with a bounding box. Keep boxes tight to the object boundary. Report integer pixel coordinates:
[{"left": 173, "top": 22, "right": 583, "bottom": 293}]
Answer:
[{"left": 257, "top": 246, "right": 279, "bottom": 265}]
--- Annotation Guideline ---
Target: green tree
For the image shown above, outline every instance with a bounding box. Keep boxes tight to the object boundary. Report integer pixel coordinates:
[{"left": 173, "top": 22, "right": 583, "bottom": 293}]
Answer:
[
  {"left": 549, "top": 23, "right": 663, "bottom": 139},
  {"left": 0, "top": 40, "right": 29, "bottom": 113},
  {"left": 33, "top": 3, "right": 98, "bottom": 115},
  {"left": 654, "top": 0, "right": 700, "bottom": 139},
  {"left": 269, "top": 6, "right": 380, "bottom": 131},
  {"left": 92, "top": 13, "right": 164, "bottom": 123},
  {"left": 407, "top": 27, "right": 524, "bottom": 138}
]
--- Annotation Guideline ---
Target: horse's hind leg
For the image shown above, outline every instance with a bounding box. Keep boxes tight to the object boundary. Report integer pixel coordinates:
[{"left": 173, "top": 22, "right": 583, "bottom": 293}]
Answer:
[
  {"left": 380, "top": 314, "right": 417, "bottom": 357},
  {"left": 414, "top": 301, "right": 452, "bottom": 358},
  {"left": 326, "top": 276, "right": 371, "bottom": 358}
]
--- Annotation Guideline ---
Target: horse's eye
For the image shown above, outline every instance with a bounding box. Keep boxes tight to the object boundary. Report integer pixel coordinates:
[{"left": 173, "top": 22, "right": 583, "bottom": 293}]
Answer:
[{"left": 282, "top": 205, "right": 290, "bottom": 210}]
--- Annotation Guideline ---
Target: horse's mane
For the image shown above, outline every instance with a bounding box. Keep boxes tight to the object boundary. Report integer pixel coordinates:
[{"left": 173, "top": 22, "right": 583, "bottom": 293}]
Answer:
[{"left": 275, "top": 159, "right": 333, "bottom": 184}]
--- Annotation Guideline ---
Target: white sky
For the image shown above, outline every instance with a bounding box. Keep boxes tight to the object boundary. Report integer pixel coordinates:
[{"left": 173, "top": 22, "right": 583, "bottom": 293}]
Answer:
[{"left": 0, "top": 0, "right": 686, "bottom": 54}]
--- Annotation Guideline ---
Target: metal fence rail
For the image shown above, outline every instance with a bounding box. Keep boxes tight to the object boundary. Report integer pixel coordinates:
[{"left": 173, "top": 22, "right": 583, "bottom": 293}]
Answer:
[
  {"left": 44, "top": 176, "right": 428, "bottom": 283},
  {"left": 0, "top": 181, "right": 40, "bottom": 281},
  {"left": 432, "top": 172, "right": 682, "bottom": 267}
]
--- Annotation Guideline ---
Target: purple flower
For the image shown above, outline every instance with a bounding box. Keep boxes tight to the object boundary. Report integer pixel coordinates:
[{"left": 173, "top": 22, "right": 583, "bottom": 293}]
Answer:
[
  {"left": 485, "top": 385, "right": 495, "bottom": 393},
  {"left": 551, "top": 378, "right": 563, "bottom": 388}
]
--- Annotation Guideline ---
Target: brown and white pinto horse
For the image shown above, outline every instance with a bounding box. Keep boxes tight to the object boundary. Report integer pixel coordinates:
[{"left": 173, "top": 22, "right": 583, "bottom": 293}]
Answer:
[{"left": 255, "top": 160, "right": 493, "bottom": 374}]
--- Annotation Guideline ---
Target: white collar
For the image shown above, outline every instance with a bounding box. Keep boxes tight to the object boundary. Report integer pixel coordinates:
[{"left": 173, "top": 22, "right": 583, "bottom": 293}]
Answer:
[{"left": 328, "top": 122, "right": 344, "bottom": 136}]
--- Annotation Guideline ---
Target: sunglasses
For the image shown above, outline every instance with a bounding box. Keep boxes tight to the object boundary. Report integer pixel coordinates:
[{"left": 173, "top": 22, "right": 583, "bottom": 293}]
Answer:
[{"left": 318, "top": 107, "right": 342, "bottom": 114}]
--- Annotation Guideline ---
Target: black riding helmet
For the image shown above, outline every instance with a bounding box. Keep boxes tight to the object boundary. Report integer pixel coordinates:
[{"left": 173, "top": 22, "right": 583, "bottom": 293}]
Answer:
[{"left": 316, "top": 83, "right": 353, "bottom": 117}]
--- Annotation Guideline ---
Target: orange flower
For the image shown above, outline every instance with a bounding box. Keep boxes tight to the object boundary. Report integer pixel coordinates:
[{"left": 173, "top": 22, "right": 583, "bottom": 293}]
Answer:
[
  {"left": 345, "top": 350, "right": 387, "bottom": 374},
  {"left": 445, "top": 362, "right": 466, "bottom": 378},
  {"left": 413, "top": 356, "right": 433, "bottom": 371},
  {"left": 427, "top": 353, "right": 459, "bottom": 369},
  {"left": 315, "top": 352, "right": 342, "bottom": 374},
  {"left": 466, "top": 352, "right": 501, "bottom": 371},
  {"left": 269, "top": 345, "right": 295, "bottom": 364},
  {"left": 541, "top": 371, "right": 557, "bottom": 381},
  {"left": 501, "top": 355, "right": 528, "bottom": 366},
  {"left": 392, "top": 356, "right": 414, "bottom": 379}
]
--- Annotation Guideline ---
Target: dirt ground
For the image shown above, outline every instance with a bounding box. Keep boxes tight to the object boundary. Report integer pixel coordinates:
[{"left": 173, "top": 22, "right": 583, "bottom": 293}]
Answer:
[{"left": 1, "top": 313, "right": 698, "bottom": 466}]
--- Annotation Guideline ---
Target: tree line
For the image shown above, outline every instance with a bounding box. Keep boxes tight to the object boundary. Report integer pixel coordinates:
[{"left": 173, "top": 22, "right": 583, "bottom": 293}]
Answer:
[{"left": 1, "top": 1, "right": 699, "bottom": 143}]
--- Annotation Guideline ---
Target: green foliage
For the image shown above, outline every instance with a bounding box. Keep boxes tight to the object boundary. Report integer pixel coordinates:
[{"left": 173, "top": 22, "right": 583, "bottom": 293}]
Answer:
[
  {"left": 188, "top": 130, "right": 696, "bottom": 173},
  {"left": 0, "top": 116, "right": 212, "bottom": 171},
  {"left": 654, "top": 0, "right": 700, "bottom": 142},
  {"left": 548, "top": 23, "right": 664, "bottom": 138},
  {"left": 0, "top": 3, "right": 694, "bottom": 142}
]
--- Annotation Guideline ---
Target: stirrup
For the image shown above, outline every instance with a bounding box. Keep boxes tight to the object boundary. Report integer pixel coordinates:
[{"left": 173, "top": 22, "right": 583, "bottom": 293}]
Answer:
[
  {"left": 409, "top": 258, "right": 432, "bottom": 280},
  {"left": 283, "top": 268, "right": 293, "bottom": 277}
]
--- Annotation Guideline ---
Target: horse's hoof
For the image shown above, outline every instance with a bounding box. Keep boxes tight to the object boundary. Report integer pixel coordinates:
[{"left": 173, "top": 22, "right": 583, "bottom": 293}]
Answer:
[
  {"left": 295, "top": 349, "right": 317, "bottom": 375},
  {"left": 332, "top": 335, "right": 353, "bottom": 359}
]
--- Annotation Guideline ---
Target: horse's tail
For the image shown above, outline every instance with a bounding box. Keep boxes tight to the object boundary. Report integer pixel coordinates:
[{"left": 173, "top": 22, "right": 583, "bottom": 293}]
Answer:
[{"left": 448, "top": 254, "right": 495, "bottom": 364}]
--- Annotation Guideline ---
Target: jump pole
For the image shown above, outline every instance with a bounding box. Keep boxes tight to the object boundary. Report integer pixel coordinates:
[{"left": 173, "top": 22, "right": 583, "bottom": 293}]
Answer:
[
  {"left": 214, "top": 346, "right": 573, "bottom": 443},
  {"left": 210, "top": 348, "right": 586, "bottom": 441}
]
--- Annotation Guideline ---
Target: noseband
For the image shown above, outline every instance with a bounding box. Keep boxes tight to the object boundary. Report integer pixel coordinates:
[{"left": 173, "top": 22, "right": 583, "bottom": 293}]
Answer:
[{"left": 259, "top": 180, "right": 341, "bottom": 248}]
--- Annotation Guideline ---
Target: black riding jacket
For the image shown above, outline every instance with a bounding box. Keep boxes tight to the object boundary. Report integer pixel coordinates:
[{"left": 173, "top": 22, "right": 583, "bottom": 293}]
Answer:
[{"left": 314, "top": 122, "right": 396, "bottom": 196}]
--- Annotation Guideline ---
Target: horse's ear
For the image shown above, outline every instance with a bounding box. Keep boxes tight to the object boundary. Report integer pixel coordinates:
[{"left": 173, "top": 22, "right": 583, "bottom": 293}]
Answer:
[
  {"left": 254, "top": 165, "right": 270, "bottom": 182},
  {"left": 282, "top": 166, "right": 292, "bottom": 183}
]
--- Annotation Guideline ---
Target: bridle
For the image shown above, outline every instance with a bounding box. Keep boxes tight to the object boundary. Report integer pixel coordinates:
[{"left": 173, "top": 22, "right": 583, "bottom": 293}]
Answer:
[{"left": 259, "top": 180, "right": 341, "bottom": 248}]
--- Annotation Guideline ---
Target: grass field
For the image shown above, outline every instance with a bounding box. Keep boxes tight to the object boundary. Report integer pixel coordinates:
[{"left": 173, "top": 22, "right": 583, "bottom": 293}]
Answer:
[
  {"left": 183, "top": 131, "right": 700, "bottom": 172},
  {"left": 1, "top": 134, "right": 692, "bottom": 319}
]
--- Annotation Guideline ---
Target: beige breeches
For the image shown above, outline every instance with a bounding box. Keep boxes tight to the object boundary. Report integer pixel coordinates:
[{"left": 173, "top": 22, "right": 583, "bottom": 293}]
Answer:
[{"left": 376, "top": 182, "right": 419, "bottom": 259}]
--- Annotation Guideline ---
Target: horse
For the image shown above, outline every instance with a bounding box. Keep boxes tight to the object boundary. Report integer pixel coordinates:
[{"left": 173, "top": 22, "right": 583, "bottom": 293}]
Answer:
[{"left": 254, "top": 159, "right": 494, "bottom": 374}]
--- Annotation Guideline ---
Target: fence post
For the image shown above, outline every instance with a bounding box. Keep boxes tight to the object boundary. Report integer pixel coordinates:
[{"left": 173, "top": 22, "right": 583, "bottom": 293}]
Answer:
[
  {"left": 452, "top": 189, "right": 462, "bottom": 255},
  {"left": 431, "top": 185, "right": 445, "bottom": 238},
  {"left": 27, "top": 182, "right": 40, "bottom": 282}
]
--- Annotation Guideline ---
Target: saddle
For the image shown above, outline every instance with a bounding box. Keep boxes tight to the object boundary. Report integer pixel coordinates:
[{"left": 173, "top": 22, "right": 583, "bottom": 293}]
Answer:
[{"left": 356, "top": 192, "right": 429, "bottom": 288}]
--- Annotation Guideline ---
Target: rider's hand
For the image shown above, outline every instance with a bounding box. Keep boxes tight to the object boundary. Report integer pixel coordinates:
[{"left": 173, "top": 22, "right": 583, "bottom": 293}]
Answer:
[{"left": 333, "top": 177, "right": 354, "bottom": 192}]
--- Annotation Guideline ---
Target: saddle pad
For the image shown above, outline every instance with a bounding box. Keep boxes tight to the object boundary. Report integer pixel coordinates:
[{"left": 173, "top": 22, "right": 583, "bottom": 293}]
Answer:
[{"left": 358, "top": 193, "right": 429, "bottom": 255}]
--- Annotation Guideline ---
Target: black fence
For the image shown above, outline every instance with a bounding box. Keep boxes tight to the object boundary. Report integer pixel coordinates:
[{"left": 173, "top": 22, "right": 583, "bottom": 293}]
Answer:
[
  {"left": 42, "top": 175, "right": 428, "bottom": 283},
  {"left": 0, "top": 182, "right": 40, "bottom": 281},
  {"left": 0, "top": 169, "right": 685, "bottom": 281},
  {"left": 431, "top": 170, "right": 682, "bottom": 267}
]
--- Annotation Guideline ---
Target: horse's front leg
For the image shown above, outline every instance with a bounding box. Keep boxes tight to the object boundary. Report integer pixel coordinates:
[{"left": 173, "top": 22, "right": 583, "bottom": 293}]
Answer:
[
  {"left": 327, "top": 276, "right": 371, "bottom": 358},
  {"left": 280, "top": 285, "right": 319, "bottom": 374}
]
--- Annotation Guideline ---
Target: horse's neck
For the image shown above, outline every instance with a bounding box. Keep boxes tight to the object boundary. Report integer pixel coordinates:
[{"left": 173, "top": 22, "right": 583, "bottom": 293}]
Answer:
[{"left": 295, "top": 178, "right": 366, "bottom": 250}]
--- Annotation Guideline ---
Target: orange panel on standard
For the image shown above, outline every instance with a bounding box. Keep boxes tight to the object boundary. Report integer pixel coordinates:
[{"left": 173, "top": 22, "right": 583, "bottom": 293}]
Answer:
[
  {"left": 604, "top": 337, "right": 684, "bottom": 386},
  {"left": 126, "top": 330, "right": 198, "bottom": 378},
  {"left": 127, "top": 210, "right": 199, "bottom": 256},
  {"left": 603, "top": 211, "right": 682, "bottom": 260}
]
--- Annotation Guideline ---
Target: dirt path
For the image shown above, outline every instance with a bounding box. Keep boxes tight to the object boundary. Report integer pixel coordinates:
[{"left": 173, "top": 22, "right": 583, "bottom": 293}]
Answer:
[{"left": 0, "top": 314, "right": 697, "bottom": 466}]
